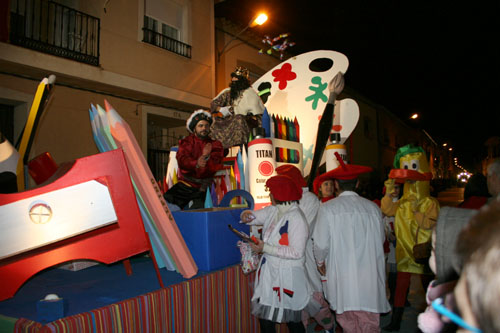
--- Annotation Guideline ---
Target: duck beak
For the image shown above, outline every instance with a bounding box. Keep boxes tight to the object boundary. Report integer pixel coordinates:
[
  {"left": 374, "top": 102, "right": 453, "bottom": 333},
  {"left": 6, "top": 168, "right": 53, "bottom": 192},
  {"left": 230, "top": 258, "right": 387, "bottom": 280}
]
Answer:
[{"left": 389, "top": 169, "right": 433, "bottom": 182}]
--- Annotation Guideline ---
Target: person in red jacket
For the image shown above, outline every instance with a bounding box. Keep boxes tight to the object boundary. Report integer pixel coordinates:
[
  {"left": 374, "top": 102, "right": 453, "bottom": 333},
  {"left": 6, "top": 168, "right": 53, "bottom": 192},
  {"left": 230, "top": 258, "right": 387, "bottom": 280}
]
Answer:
[{"left": 164, "top": 110, "right": 224, "bottom": 209}]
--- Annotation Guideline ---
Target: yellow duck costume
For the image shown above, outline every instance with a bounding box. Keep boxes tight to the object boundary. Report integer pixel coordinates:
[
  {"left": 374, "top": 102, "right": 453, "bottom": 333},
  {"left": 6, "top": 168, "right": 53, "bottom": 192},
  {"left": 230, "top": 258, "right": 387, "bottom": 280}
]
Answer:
[
  {"left": 382, "top": 144, "right": 439, "bottom": 273},
  {"left": 381, "top": 145, "right": 440, "bottom": 331}
]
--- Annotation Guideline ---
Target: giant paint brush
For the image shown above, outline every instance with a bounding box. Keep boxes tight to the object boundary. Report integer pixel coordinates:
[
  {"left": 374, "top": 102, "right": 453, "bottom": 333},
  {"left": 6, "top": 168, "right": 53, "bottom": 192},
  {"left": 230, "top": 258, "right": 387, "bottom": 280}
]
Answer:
[{"left": 307, "top": 72, "right": 345, "bottom": 190}]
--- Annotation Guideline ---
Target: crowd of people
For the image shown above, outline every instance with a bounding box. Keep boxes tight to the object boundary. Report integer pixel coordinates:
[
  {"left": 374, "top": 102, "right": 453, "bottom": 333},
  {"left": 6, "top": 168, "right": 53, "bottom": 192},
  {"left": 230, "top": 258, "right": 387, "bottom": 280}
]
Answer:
[{"left": 162, "top": 66, "right": 500, "bottom": 332}]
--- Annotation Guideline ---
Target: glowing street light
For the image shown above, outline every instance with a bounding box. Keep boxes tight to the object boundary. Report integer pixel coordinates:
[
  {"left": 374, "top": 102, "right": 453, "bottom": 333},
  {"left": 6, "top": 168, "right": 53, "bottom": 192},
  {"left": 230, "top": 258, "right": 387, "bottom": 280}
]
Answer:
[
  {"left": 410, "top": 113, "right": 419, "bottom": 120},
  {"left": 250, "top": 13, "right": 268, "bottom": 27}
]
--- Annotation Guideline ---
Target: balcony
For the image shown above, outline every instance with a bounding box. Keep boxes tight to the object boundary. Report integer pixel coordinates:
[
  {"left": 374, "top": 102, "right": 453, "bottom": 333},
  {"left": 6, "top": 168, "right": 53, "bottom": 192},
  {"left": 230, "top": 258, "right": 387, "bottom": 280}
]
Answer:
[
  {"left": 9, "top": 0, "right": 100, "bottom": 66},
  {"left": 142, "top": 17, "right": 191, "bottom": 59}
]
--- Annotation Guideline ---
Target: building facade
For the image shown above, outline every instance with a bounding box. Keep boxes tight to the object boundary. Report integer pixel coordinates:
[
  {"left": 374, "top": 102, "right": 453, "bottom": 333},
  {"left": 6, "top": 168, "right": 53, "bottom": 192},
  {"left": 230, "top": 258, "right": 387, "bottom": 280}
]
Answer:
[{"left": 0, "top": 0, "right": 453, "bottom": 193}]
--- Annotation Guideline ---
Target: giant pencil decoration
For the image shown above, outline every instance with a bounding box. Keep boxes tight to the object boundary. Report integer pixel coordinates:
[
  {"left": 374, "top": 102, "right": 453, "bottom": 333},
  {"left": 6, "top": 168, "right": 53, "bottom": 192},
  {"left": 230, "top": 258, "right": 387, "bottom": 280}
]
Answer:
[
  {"left": 103, "top": 100, "right": 197, "bottom": 278},
  {"left": 16, "top": 75, "right": 56, "bottom": 191},
  {"left": 307, "top": 72, "right": 345, "bottom": 190},
  {"left": 89, "top": 105, "right": 176, "bottom": 271}
]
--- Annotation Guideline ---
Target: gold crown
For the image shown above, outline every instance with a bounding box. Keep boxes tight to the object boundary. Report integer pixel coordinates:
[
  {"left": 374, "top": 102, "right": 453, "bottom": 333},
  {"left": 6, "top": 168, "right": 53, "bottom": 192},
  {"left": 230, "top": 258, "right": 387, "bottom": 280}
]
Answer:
[{"left": 232, "top": 66, "right": 249, "bottom": 79}]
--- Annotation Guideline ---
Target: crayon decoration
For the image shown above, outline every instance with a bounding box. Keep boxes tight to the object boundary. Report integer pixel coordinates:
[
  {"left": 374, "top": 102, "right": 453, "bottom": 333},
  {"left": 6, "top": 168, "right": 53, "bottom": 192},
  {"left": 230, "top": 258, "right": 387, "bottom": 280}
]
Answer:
[
  {"left": 230, "top": 166, "right": 237, "bottom": 190},
  {"left": 210, "top": 183, "right": 218, "bottom": 207},
  {"left": 233, "top": 157, "right": 241, "bottom": 190},
  {"left": 262, "top": 108, "right": 271, "bottom": 137},
  {"left": 279, "top": 146, "right": 285, "bottom": 163},
  {"left": 224, "top": 168, "right": 231, "bottom": 193},
  {"left": 270, "top": 114, "right": 276, "bottom": 139},
  {"left": 204, "top": 188, "right": 213, "bottom": 208},
  {"left": 215, "top": 178, "right": 224, "bottom": 203},
  {"left": 220, "top": 173, "right": 227, "bottom": 197},
  {"left": 286, "top": 118, "right": 295, "bottom": 141},
  {"left": 286, "top": 118, "right": 293, "bottom": 142},
  {"left": 276, "top": 115, "right": 282, "bottom": 139},
  {"left": 237, "top": 149, "right": 245, "bottom": 191},
  {"left": 294, "top": 117, "right": 300, "bottom": 142},
  {"left": 229, "top": 166, "right": 238, "bottom": 205},
  {"left": 242, "top": 145, "right": 249, "bottom": 191},
  {"left": 281, "top": 116, "right": 287, "bottom": 140}
]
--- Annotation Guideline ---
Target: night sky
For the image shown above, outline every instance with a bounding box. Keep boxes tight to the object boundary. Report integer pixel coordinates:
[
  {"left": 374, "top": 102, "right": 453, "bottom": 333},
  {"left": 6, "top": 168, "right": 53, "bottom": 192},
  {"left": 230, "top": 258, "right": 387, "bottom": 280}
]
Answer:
[{"left": 216, "top": 0, "right": 499, "bottom": 171}]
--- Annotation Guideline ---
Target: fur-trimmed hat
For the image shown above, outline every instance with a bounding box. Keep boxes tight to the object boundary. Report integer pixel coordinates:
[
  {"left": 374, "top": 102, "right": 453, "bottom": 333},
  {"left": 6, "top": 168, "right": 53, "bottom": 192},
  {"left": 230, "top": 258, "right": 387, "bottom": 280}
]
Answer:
[
  {"left": 186, "top": 109, "right": 212, "bottom": 133},
  {"left": 266, "top": 175, "right": 302, "bottom": 202},
  {"left": 231, "top": 66, "right": 250, "bottom": 79}
]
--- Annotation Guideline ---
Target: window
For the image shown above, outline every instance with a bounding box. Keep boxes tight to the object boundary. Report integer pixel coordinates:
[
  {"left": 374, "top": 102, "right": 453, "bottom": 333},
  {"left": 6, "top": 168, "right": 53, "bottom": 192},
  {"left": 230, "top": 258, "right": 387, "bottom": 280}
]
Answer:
[
  {"left": 142, "top": 0, "right": 190, "bottom": 57},
  {"left": 9, "top": 0, "right": 100, "bottom": 65},
  {"left": 144, "top": 15, "right": 179, "bottom": 46}
]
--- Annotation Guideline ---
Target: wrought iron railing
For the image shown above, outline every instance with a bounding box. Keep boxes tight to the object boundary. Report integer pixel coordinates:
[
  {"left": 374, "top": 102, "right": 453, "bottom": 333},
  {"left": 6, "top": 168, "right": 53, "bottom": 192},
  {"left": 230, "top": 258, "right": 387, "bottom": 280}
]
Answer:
[
  {"left": 148, "top": 148, "right": 170, "bottom": 184},
  {"left": 9, "top": 0, "right": 100, "bottom": 66},
  {"left": 142, "top": 27, "right": 191, "bottom": 59}
]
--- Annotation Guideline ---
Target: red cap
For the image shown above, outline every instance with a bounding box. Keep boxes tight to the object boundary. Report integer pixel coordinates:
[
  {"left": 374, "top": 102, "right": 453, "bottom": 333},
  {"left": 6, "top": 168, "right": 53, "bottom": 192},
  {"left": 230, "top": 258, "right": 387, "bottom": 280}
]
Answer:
[
  {"left": 313, "top": 176, "right": 327, "bottom": 195},
  {"left": 316, "top": 152, "right": 373, "bottom": 184},
  {"left": 266, "top": 175, "right": 302, "bottom": 202},
  {"left": 275, "top": 164, "right": 307, "bottom": 188}
]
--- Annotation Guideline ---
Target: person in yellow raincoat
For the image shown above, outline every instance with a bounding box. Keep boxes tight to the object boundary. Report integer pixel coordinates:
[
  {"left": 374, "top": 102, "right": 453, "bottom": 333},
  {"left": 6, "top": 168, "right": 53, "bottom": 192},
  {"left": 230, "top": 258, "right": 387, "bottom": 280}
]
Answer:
[{"left": 381, "top": 144, "right": 440, "bottom": 331}]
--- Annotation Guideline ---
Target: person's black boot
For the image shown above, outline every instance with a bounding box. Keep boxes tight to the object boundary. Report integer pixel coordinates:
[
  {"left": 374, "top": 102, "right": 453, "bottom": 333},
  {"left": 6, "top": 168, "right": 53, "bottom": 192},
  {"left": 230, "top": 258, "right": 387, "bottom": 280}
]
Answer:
[{"left": 383, "top": 307, "right": 404, "bottom": 331}]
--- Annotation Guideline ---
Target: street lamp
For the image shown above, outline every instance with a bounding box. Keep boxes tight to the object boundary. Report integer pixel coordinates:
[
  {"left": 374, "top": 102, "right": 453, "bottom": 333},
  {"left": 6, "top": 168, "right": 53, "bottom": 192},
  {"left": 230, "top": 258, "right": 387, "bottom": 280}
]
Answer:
[
  {"left": 217, "top": 13, "right": 268, "bottom": 62},
  {"left": 410, "top": 113, "right": 419, "bottom": 120}
]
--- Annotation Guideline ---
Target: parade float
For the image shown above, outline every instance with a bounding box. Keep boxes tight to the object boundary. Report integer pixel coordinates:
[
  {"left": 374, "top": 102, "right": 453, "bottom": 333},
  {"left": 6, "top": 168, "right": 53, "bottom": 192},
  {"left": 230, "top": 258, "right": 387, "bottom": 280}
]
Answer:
[{"left": 0, "top": 50, "right": 361, "bottom": 331}]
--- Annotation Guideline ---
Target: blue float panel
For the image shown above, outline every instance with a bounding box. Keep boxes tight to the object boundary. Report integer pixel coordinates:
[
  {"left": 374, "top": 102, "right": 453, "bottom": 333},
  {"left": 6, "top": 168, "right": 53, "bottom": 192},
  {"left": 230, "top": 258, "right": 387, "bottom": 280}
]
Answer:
[{"left": 173, "top": 208, "right": 250, "bottom": 272}]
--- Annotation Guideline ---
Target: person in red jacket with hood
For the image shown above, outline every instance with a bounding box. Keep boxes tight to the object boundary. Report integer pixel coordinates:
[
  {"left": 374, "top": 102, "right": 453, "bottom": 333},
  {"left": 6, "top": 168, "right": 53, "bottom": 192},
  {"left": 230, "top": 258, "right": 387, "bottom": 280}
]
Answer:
[{"left": 164, "top": 110, "right": 224, "bottom": 210}]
